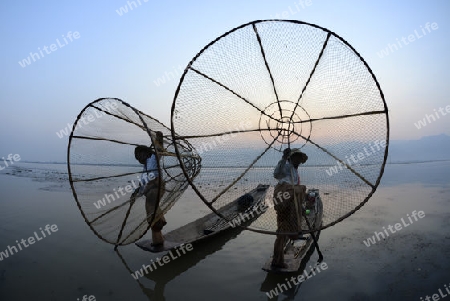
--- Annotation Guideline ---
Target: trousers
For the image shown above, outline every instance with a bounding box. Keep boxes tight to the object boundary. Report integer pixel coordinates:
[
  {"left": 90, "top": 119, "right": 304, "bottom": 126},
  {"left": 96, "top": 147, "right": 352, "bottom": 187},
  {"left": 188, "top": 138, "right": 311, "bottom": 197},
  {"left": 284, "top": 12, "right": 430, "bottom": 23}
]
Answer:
[
  {"left": 272, "top": 183, "right": 306, "bottom": 266},
  {"left": 144, "top": 178, "right": 166, "bottom": 231}
]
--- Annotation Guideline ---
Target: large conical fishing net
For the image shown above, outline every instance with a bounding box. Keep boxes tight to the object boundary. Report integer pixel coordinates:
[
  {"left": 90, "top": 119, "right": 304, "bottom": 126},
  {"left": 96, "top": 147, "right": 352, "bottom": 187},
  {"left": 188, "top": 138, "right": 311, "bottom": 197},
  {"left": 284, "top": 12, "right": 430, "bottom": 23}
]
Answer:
[
  {"left": 68, "top": 98, "right": 201, "bottom": 245},
  {"left": 171, "top": 20, "right": 389, "bottom": 235}
]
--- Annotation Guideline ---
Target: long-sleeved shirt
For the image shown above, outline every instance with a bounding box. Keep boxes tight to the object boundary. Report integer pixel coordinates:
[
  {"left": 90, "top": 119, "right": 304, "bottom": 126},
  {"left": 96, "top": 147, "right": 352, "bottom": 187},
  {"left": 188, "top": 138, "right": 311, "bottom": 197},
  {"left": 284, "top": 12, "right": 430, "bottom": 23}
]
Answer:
[{"left": 273, "top": 158, "right": 300, "bottom": 185}]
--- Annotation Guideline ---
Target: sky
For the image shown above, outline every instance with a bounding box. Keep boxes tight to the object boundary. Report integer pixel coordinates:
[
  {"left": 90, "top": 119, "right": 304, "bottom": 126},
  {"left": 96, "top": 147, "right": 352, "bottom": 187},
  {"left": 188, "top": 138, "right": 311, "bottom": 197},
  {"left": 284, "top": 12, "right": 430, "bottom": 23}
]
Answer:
[{"left": 0, "top": 0, "right": 449, "bottom": 162}]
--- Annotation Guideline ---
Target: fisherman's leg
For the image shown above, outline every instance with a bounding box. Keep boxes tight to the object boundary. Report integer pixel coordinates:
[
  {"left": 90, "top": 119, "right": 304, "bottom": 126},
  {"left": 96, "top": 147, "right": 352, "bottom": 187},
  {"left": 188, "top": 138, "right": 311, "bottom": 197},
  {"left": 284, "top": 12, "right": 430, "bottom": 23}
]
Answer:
[
  {"left": 144, "top": 179, "right": 166, "bottom": 224},
  {"left": 145, "top": 182, "right": 167, "bottom": 245},
  {"left": 279, "top": 186, "right": 299, "bottom": 240},
  {"left": 145, "top": 188, "right": 157, "bottom": 225},
  {"left": 293, "top": 185, "right": 306, "bottom": 234},
  {"left": 273, "top": 209, "right": 289, "bottom": 267},
  {"left": 153, "top": 180, "right": 167, "bottom": 227},
  {"left": 151, "top": 215, "right": 166, "bottom": 246},
  {"left": 272, "top": 190, "right": 289, "bottom": 268},
  {"left": 151, "top": 229, "right": 164, "bottom": 246},
  {"left": 272, "top": 184, "right": 284, "bottom": 266},
  {"left": 272, "top": 234, "right": 287, "bottom": 267},
  {"left": 151, "top": 206, "right": 167, "bottom": 230}
]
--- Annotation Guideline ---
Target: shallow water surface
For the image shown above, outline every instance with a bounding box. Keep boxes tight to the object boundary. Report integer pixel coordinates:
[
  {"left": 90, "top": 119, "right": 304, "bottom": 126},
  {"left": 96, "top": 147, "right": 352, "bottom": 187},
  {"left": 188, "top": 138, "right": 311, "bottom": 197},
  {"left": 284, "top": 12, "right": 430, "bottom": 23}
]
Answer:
[{"left": 0, "top": 161, "right": 449, "bottom": 300}]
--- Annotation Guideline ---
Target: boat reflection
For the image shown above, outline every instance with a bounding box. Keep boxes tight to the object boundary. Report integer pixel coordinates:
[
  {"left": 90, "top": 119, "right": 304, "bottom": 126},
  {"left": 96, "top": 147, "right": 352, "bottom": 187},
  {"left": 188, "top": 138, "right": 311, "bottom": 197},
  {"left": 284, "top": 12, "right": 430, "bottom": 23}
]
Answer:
[
  {"left": 259, "top": 232, "right": 322, "bottom": 300},
  {"left": 115, "top": 224, "right": 250, "bottom": 301}
]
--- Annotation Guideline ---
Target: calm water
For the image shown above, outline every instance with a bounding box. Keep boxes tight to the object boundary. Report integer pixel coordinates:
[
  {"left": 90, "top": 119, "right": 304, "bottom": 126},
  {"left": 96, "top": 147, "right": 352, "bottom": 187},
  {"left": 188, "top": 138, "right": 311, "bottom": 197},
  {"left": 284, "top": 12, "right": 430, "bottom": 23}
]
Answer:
[{"left": 0, "top": 161, "right": 449, "bottom": 300}]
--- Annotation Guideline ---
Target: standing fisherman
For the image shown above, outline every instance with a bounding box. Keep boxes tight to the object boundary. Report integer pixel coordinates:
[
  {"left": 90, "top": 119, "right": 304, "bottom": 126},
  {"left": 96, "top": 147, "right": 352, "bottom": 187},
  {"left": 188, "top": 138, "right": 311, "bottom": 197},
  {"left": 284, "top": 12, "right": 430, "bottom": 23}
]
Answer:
[
  {"left": 271, "top": 148, "right": 308, "bottom": 268},
  {"left": 134, "top": 131, "right": 167, "bottom": 246}
]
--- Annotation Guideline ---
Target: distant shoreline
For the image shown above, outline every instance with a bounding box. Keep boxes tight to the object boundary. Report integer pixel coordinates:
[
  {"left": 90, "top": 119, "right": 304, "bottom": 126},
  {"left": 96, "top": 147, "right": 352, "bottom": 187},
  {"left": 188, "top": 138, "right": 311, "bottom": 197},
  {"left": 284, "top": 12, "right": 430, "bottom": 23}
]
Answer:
[{"left": 16, "top": 159, "right": 450, "bottom": 168}]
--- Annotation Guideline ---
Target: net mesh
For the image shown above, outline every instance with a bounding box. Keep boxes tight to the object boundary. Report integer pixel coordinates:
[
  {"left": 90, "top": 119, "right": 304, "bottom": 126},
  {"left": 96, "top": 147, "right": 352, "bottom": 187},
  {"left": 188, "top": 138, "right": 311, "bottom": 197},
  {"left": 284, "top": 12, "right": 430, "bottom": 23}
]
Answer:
[
  {"left": 68, "top": 98, "right": 201, "bottom": 245},
  {"left": 171, "top": 20, "right": 389, "bottom": 235}
]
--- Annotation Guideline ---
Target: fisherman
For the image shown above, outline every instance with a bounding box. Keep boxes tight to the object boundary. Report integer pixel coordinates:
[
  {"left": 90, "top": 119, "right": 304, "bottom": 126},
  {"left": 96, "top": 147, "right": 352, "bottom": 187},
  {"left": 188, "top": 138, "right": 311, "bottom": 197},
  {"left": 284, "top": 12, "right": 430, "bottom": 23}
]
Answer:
[
  {"left": 271, "top": 148, "right": 308, "bottom": 268},
  {"left": 134, "top": 131, "right": 167, "bottom": 246}
]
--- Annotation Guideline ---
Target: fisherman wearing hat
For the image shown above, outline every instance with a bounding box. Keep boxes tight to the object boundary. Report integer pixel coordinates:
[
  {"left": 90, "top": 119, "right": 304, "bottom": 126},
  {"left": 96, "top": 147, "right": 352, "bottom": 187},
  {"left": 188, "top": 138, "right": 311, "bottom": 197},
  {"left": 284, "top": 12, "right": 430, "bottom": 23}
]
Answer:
[{"left": 271, "top": 148, "right": 308, "bottom": 268}]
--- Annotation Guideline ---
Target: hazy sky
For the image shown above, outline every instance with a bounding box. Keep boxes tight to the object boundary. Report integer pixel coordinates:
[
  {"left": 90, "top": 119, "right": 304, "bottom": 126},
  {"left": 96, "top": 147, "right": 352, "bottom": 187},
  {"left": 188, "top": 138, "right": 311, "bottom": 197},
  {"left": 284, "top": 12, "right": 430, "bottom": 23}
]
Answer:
[{"left": 1, "top": 0, "right": 449, "bottom": 162}]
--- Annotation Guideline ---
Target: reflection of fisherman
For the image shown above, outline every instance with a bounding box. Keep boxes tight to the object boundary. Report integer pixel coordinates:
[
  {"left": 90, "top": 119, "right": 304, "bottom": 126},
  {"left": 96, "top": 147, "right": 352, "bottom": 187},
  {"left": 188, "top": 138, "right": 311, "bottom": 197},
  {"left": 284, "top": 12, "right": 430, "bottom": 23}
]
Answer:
[
  {"left": 271, "top": 148, "right": 308, "bottom": 268},
  {"left": 134, "top": 131, "right": 167, "bottom": 246}
]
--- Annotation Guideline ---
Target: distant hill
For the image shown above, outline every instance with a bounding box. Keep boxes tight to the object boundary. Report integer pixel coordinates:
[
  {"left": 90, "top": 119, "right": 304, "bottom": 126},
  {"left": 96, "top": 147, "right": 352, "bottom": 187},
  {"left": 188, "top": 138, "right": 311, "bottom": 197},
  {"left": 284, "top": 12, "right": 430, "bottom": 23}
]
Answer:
[
  {"left": 388, "top": 134, "right": 450, "bottom": 163},
  {"left": 20, "top": 134, "right": 450, "bottom": 165}
]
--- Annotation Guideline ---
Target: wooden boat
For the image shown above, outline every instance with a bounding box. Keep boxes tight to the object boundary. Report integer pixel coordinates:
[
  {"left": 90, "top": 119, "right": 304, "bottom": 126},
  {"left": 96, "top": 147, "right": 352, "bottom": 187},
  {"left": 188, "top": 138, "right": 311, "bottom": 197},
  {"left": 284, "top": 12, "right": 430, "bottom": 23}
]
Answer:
[
  {"left": 262, "top": 188, "right": 324, "bottom": 273},
  {"left": 136, "top": 184, "right": 270, "bottom": 252}
]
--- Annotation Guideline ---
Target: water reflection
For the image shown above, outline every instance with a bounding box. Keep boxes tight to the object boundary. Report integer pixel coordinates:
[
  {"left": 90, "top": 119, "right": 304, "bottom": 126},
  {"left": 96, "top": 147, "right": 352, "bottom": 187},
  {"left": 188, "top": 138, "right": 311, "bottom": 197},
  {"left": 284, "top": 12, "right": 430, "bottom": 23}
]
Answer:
[
  {"left": 115, "top": 218, "right": 324, "bottom": 300},
  {"left": 115, "top": 225, "right": 250, "bottom": 301},
  {"left": 260, "top": 234, "right": 322, "bottom": 300}
]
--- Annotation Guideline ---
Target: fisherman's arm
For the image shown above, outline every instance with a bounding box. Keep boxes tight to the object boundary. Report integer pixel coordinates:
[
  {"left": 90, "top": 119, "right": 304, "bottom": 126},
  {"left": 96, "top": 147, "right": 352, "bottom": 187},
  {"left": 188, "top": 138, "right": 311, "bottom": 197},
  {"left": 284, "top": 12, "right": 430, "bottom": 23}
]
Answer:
[
  {"left": 273, "top": 158, "right": 287, "bottom": 179},
  {"left": 273, "top": 148, "right": 291, "bottom": 179}
]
